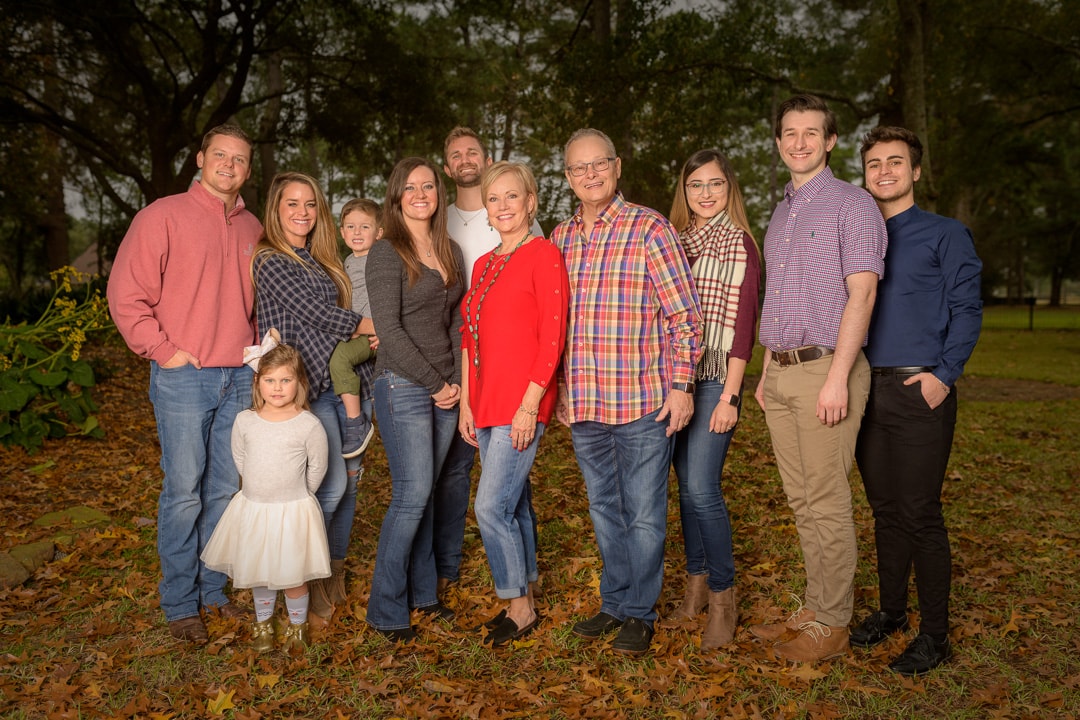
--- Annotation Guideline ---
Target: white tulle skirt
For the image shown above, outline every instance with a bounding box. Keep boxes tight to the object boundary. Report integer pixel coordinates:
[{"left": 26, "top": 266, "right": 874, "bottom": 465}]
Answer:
[{"left": 202, "top": 492, "right": 331, "bottom": 590}]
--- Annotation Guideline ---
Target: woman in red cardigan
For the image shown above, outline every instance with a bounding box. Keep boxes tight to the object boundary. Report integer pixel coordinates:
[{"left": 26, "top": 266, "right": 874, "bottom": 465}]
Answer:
[{"left": 458, "top": 162, "right": 569, "bottom": 648}]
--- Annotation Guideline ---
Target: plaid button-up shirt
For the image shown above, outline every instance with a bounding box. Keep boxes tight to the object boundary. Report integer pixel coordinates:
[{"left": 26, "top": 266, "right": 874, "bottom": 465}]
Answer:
[
  {"left": 551, "top": 193, "right": 702, "bottom": 425},
  {"left": 254, "top": 247, "right": 368, "bottom": 398}
]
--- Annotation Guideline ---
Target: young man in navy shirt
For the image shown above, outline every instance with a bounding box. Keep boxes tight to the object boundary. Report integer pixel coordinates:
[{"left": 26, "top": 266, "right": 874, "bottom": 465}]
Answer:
[{"left": 852, "top": 126, "right": 983, "bottom": 676}]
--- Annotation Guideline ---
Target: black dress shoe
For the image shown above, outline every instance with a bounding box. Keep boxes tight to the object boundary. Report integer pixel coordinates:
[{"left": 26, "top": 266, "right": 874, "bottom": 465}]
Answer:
[
  {"left": 486, "top": 614, "right": 539, "bottom": 648},
  {"left": 850, "top": 610, "right": 909, "bottom": 649},
  {"left": 611, "top": 617, "right": 654, "bottom": 656},
  {"left": 377, "top": 626, "right": 418, "bottom": 643},
  {"left": 889, "top": 634, "right": 951, "bottom": 675},
  {"left": 572, "top": 611, "right": 624, "bottom": 639},
  {"left": 417, "top": 602, "right": 456, "bottom": 623}
]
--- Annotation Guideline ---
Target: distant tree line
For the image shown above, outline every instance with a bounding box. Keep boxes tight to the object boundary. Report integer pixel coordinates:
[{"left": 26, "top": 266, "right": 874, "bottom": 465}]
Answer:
[{"left": 2, "top": 0, "right": 1077, "bottom": 304}]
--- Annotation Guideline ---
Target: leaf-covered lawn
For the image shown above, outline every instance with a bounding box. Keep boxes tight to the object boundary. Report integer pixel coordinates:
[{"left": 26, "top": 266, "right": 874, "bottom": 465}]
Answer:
[{"left": 1, "top": 332, "right": 1078, "bottom": 719}]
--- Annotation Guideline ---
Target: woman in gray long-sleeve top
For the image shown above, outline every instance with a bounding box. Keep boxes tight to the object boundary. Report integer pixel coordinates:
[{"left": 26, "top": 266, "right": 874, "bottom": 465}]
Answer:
[{"left": 365, "top": 157, "right": 464, "bottom": 642}]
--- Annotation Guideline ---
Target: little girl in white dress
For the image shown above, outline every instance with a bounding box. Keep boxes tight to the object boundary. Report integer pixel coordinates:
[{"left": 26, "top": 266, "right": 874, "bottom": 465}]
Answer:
[{"left": 202, "top": 342, "right": 331, "bottom": 653}]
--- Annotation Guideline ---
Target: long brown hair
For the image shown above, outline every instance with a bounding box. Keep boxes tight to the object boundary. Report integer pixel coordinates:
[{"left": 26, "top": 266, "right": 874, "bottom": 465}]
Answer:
[
  {"left": 252, "top": 171, "right": 352, "bottom": 308},
  {"left": 381, "top": 157, "right": 458, "bottom": 287},
  {"left": 251, "top": 344, "right": 311, "bottom": 412},
  {"left": 669, "top": 149, "right": 757, "bottom": 250}
]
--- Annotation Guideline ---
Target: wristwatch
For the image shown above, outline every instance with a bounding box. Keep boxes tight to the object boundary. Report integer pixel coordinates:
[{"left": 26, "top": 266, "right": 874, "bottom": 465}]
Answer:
[
  {"left": 720, "top": 392, "right": 741, "bottom": 408},
  {"left": 670, "top": 381, "right": 696, "bottom": 394}
]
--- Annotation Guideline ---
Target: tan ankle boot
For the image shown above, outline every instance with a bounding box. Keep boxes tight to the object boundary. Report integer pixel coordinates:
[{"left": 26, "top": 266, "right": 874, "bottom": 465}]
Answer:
[
  {"left": 328, "top": 559, "right": 347, "bottom": 606},
  {"left": 700, "top": 587, "right": 737, "bottom": 650},
  {"left": 309, "top": 577, "right": 334, "bottom": 621},
  {"left": 668, "top": 573, "right": 709, "bottom": 621}
]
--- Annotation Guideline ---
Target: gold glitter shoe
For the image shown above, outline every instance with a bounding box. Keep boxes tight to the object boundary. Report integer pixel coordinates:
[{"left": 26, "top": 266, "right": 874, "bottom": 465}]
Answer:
[
  {"left": 251, "top": 618, "right": 275, "bottom": 654},
  {"left": 280, "top": 621, "right": 310, "bottom": 654}
]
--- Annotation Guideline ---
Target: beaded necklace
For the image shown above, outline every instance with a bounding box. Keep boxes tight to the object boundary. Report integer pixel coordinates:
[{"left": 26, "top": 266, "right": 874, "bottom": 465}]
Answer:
[{"left": 464, "top": 231, "right": 530, "bottom": 371}]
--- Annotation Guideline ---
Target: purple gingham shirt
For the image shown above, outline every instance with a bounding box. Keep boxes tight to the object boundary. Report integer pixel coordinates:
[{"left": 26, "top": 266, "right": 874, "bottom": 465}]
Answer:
[
  {"left": 551, "top": 192, "right": 702, "bottom": 425},
  {"left": 759, "top": 167, "right": 887, "bottom": 351}
]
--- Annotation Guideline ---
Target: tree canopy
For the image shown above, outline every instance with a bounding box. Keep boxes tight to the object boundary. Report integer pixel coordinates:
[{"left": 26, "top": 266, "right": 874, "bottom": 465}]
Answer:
[{"left": 2, "top": 0, "right": 1078, "bottom": 302}]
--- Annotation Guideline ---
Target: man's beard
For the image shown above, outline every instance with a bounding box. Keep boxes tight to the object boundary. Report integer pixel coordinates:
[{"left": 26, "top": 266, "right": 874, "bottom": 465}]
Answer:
[{"left": 453, "top": 166, "right": 481, "bottom": 188}]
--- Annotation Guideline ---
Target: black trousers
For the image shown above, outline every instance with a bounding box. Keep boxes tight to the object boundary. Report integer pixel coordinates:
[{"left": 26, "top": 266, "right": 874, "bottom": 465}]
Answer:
[{"left": 855, "top": 373, "right": 957, "bottom": 639}]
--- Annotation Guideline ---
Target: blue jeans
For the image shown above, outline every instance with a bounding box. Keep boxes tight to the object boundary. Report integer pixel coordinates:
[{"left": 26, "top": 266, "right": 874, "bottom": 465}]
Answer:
[
  {"left": 310, "top": 392, "right": 371, "bottom": 559},
  {"left": 149, "top": 362, "right": 252, "bottom": 621},
  {"left": 475, "top": 424, "right": 544, "bottom": 599},
  {"left": 673, "top": 380, "right": 736, "bottom": 592},
  {"left": 367, "top": 372, "right": 457, "bottom": 630},
  {"left": 570, "top": 409, "right": 673, "bottom": 625},
  {"left": 433, "top": 433, "right": 476, "bottom": 582}
]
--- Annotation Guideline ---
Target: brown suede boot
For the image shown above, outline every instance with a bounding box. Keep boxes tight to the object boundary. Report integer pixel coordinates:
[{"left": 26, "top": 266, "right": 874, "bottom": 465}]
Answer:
[
  {"left": 700, "top": 587, "right": 737, "bottom": 650},
  {"left": 309, "top": 577, "right": 334, "bottom": 622},
  {"left": 774, "top": 621, "right": 849, "bottom": 662},
  {"left": 328, "top": 559, "right": 347, "bottom": 607},
  {"left": 667, "top": 573, "right": 709, "bottom": 622}
]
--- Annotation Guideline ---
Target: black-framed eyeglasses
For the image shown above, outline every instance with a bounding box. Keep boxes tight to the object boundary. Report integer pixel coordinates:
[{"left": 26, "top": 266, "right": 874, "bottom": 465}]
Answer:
[{"left": 566, "top": 157, "right": 617, "bottom": 177}]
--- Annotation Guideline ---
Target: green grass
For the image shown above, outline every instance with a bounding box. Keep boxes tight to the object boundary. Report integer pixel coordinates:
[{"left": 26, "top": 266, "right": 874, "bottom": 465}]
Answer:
[
  {"left": 981, "top": 303, "right": 1080, "bottom": 330},
  {"left": 2, "top": 333, "right": 1079, "bottom": 718}
]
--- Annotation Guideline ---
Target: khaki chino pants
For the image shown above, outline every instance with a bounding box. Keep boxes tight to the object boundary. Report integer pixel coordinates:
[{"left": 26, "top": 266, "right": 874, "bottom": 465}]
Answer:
[{"left": 763, "top": 351, "right": 870, "bottom": 627}]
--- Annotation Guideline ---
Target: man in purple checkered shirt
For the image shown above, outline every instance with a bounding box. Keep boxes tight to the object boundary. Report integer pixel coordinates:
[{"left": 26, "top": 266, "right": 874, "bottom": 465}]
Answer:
[
  {"left": 749, "top": 95, "right": 888, "bottom": 663},
  {"left": 551, "top": 128, "right": 702, "bottom": 657}
]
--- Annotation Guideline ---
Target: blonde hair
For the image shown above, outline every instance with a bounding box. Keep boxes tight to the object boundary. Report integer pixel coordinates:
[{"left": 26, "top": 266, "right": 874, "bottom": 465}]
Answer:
[
  {"left": 480, "top": 161, "right": 539, "bottom": 224},
  {"left": 251, "top": 344, "right": 311, "bottom": 412},
  {"left": 252, "top": 172, "right": 352, "bottom": 308},
  {"left": 340, "top": 198, "right": 382, "bottom": 227}
]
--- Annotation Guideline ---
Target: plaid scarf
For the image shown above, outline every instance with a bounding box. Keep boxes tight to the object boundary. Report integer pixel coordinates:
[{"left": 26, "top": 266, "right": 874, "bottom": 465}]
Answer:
[{"left": 680, "top": 210, "right": 748, "bottom": 382}]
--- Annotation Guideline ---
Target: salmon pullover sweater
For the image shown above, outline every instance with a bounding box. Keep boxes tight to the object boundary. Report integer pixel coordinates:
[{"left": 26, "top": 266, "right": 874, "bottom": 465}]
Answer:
[{"left": 108, "top": 182, "right": 262, "bottom": 367}]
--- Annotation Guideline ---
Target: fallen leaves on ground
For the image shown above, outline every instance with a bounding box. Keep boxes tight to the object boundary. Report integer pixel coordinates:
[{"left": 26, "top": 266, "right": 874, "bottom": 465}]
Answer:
[{"left": 1, "top": 341, "right": 1079, "bottom": 718}]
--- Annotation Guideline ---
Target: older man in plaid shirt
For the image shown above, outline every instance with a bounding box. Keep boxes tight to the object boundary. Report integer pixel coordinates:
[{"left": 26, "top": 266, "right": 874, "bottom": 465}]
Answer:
[{"left": 552, "top": 128, "right": 702, "bottom": 657}]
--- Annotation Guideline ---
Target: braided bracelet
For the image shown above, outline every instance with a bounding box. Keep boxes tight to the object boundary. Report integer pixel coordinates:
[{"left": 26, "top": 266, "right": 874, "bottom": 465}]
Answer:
[{"left": 518, "top": 405, "right": 539, "bottom": 416}]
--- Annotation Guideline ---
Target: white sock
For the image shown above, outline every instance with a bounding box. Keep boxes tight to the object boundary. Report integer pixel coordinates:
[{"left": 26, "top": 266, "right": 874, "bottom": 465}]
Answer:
[
  {"left": 285, "top": 592, "right": 309, "bottom": 624},
  {"left": 252, "top": 587, "right": 276, "bottom": 623}
]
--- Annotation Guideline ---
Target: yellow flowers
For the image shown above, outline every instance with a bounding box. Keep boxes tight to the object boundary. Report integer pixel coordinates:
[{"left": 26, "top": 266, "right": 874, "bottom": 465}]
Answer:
[{"left": 1, "top": 266, "right": 114, "bottom": 452}]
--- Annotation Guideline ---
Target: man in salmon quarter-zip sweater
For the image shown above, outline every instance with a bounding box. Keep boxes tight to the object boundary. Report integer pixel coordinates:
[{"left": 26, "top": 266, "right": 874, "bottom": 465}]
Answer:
[{"left": 108, "top": 124, "right": 262, "bottom": 645}]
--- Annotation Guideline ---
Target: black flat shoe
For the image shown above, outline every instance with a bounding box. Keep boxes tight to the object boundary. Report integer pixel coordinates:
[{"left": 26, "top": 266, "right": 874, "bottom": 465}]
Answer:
[
  {"left": 486, "top": 614, "right": 539, "bottom": 648},
  {"left": 376, "top": 626, "right": 418, "bottom": 643},
  {"left": 611, "top": 617, "right": 654, "bottom": 656},
  {"left": 889, "top": 634, "right": 951, "bottom": 676},
  {"left": 572, "top": 611, "right": 623, "bottom": 639},
  {"left": 417, "top": 603, "right": 456, "bottom": 623},
  {"left": 850, "top": 610, "right": 909, "bottom": 649}
]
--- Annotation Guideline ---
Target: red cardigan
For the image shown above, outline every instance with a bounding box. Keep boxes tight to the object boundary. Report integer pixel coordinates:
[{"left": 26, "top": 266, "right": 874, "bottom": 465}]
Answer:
[{"left": 461, "top": 238, "right": 569, "bottom": 427}]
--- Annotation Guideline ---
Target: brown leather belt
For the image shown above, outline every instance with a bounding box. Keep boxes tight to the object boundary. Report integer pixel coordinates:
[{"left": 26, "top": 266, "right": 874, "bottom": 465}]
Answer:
[
  {"left": 772, "top": 345, "right": 834, "bottom": 367},
  {"left": 871, "top": 366, "right": 932, "bottom": 376}
]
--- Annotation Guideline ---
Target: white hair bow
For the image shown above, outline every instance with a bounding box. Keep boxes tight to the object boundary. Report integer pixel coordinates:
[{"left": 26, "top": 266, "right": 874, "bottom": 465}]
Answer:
[{"left": 243, "top": 329, "right": 281, "bottom": 371}]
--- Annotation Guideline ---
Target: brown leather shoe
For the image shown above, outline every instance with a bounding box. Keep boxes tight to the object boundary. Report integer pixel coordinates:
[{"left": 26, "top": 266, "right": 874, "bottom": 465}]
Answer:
[
  {"left": 215, "top": 603, "right": 248, "bottom": 620},
  {"left": 774, "top": 621, "right": 849, "bottom": 662},
  {"left": 750, "top": 605, "right": 815, "bottom": 642},
  {"left": 168, "top": 616, "right": 208, "bottom": 644}
]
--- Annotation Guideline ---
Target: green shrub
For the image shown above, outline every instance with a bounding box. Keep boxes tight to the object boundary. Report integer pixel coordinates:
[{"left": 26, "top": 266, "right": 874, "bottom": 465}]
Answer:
[{"left": 0, "top": 267, "right": 114, "bottom": 452}]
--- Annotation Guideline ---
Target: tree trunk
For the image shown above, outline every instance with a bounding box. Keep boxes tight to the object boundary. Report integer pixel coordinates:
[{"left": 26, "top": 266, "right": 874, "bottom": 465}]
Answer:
[
  {"left": 40, "top": 19, "right": 70, "bottom": 271},
  {"left": 895, "top": 0, "right": 937, "bottom": 211}
]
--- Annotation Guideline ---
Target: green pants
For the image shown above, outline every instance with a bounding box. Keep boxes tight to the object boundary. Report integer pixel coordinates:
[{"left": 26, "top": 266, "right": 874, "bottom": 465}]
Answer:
[{"left": 329, "top": 336, "right": 374, "bottom": 396}]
